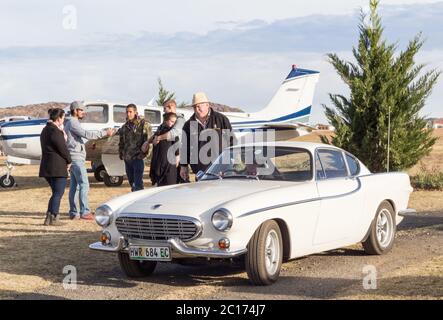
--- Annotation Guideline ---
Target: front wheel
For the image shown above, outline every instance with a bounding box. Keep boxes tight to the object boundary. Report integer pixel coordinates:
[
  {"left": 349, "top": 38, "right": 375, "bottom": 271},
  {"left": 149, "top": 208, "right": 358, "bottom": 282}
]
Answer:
[
  {"left": 245, "top": 220, "right": 283, "bottom": 285},
  {"left": 118, "top": 252, "right": 157, "bottom": 278},
  {"left": 362, "top": 201, "right": 396, "bottom": 255},
  {"left": 0, "top": 175, "right": 15, "bottom": 188}
]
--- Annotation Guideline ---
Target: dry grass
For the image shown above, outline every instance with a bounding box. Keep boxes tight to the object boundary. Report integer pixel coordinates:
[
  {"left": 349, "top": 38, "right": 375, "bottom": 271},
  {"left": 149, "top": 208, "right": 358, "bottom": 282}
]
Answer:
[{"left": 0, "top": 129, "right": 442, "bottom": 299}]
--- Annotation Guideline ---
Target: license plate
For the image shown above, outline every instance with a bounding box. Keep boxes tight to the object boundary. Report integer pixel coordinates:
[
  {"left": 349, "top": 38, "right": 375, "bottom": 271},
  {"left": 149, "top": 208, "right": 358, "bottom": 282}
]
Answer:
[{"left": 129, "top": 246, "right": 171, "bottom": 261}]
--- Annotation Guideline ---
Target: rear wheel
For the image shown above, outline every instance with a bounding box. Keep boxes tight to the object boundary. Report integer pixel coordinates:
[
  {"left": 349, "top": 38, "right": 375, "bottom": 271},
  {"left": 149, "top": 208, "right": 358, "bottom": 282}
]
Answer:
[
  {"left": 0, "top": 175, "right": 15, "bottom": 188},
  {"left": 245, "top": 220, "right": 283, "bottom": 285},
  {"left": 362, "top": 201, "right": 396, "bottom": 255},
  {"left": 103, "top": 173, "right": 123, "bottom": 187},
  {"left": 94, "top": 165, "right": 106, "bottom": 182},
  {"left": 118, "top": 252, "right": 157, "bottom": 278}
]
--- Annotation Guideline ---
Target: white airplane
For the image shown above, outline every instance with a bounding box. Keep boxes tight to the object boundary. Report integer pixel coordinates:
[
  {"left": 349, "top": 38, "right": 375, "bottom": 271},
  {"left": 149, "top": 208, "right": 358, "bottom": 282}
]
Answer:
[
  {"left": 0, "top": 116, "right": 32, "bottom": 124},
  {"left": 0, "top": 66, "right": 319, "bottom": 188}
]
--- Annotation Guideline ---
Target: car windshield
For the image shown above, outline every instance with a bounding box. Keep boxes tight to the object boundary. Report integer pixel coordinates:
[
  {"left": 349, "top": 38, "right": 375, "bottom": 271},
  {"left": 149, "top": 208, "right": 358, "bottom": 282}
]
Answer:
[{"left": 200, "top": 146, "right": 312, "bottom": 182}]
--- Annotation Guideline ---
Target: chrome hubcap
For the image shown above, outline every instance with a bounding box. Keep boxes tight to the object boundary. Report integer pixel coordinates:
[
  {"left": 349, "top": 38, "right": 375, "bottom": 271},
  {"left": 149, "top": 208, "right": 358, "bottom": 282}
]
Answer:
[
  {"left": 376, "top": 209, "right": 393, "bottom": 248},
  {"left": 110, "top": 176, "right": 119, "bottom": 183},
  {"left": 265, "top": 229, "right": 280, "bottom": 275}
]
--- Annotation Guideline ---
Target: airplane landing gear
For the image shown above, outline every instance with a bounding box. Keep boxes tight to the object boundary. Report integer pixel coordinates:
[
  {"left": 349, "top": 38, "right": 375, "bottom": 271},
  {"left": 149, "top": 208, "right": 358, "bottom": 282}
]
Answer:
[
  {"left": 0, "top": 162, "right": 16, "bottom": 188},
  {"left": 103, "top": 173, "right": 123, "bottom": 187},
  {"left": 94, "top": 165, "right": 106, "bottom": 182}
]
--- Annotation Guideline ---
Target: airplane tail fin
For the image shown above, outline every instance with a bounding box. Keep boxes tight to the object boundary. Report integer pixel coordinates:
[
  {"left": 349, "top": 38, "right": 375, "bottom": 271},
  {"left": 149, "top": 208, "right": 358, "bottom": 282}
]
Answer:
[{"left": 252, "top": 66, "right": 320, "bottom": 124}]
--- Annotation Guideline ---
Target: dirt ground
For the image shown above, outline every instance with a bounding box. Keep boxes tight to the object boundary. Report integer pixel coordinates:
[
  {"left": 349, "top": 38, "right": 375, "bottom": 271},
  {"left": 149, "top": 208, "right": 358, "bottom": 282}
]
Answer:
[{"left": 0, "top": 131, "right": 442, "bottom": 300}]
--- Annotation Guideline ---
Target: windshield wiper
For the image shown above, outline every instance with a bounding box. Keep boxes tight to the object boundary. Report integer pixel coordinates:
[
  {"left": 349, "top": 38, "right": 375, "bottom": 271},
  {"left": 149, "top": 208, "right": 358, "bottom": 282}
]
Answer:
[
  {"left": 222, "top": 174, "right": 260, "bottom": 181},
  {"left": 204, "top": 172, "right": 223, "bottom": 180}
]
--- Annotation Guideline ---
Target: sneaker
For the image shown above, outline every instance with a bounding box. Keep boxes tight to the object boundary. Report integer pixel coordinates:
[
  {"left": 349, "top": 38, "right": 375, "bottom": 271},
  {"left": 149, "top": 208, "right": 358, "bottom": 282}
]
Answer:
[
  {"left": 70, "top": 214, "right": 80, "bottom": 220},
  {"left": 80, "top": 213, "right": 95, "bottom": 221},
  {"left": 43, "top": 212, "right": 51, "bottom": 226}
]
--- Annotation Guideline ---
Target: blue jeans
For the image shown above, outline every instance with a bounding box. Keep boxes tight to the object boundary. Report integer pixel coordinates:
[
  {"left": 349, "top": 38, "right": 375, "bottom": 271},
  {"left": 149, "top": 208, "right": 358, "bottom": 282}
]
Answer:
[
  {"left": 124, "top": 159, "right": 144, "bottom": 192},
  {"left": 45, "top": 177, "right": 67, "bottom": 216},
  {"left": 69, "top": 160, "right": 90, "bottom": 217}
]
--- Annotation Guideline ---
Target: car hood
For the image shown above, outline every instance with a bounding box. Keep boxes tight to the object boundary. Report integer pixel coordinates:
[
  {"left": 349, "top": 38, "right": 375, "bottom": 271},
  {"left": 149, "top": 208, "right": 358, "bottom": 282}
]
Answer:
[{"left": 119, "top": 180, "right": 283, "bottom": 218}]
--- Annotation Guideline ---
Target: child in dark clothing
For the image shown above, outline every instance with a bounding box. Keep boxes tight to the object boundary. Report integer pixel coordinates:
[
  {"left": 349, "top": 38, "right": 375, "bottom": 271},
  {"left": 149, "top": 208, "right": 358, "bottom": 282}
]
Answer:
[{"left": 149, "top": 113, "right": 179, "bottom": 186}]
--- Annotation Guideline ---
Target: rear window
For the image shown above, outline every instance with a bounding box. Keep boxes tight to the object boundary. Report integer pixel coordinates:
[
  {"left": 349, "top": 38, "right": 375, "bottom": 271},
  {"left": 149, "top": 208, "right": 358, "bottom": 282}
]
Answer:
[
  {"left": 316, "top": 149, "right": 348, "bottom": 179},
  {"left": 346, "top": 154, "right": 360, "bottom": 176}
]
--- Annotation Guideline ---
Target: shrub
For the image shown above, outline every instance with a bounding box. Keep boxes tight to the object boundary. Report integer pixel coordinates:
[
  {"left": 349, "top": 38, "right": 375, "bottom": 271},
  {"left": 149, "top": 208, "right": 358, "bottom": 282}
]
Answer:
[{"left": 411, "top": 171, "right": 443, "bottom": 191}]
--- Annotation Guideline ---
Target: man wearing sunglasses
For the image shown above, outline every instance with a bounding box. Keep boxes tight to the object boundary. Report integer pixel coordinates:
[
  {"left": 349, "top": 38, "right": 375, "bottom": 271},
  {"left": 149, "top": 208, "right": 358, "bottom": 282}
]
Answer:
[{"left": 65, "top": 101, "right": 113, "bottom": 220}]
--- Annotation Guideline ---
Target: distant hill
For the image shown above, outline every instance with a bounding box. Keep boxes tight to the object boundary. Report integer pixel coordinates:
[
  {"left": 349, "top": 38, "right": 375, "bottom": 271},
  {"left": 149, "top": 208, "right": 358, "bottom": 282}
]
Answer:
[
  {"left": 0, "top": 101, "right": 243, "bottom": 119},
  {"left": 0, "top": 102, "right": 69, "bottom": 119}
]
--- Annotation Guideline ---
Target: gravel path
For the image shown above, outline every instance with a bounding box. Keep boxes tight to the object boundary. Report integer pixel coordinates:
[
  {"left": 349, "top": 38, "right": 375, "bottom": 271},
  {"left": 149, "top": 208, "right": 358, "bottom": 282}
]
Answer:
[{"left": 3, "top": 211, "right": 441, "bottom": 300}]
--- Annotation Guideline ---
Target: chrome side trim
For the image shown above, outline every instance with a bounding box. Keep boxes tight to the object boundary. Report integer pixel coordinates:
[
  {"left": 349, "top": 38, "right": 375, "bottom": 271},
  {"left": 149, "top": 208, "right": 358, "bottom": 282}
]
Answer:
[{"left": 238, "top": 177, "right": 362, "bottom": 218}]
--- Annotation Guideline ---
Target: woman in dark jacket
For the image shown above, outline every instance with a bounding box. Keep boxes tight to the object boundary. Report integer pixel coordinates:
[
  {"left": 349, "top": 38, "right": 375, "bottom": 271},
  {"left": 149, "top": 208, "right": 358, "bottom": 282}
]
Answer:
[
  {"left": 149, "top": 112, "right": 179, "bottom": 187},
  {"left": 39, "top": 108, "right": 71, "bottom": 225}
]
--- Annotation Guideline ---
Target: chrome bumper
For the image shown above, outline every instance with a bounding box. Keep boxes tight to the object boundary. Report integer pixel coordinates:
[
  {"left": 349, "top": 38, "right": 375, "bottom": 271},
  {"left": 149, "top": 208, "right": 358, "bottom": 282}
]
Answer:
[
  {"left": 89, "top": 237, "right": 247, "bottom": 259},
  {"left": 398, "top": 208, "right": 417, "bottom": 217}
]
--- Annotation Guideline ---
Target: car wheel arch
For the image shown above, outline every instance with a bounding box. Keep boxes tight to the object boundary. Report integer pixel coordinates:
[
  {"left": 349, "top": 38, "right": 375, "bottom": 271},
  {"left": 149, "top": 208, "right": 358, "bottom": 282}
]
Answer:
[
  {"left": 361, "top": 199, "right": 396, "bottom": 242},
  {"left": 249, "top": 218, "right": 291, "bottom": 262},
  {"left": 274, "top": 219, "right": 291, "bottom": 262}
]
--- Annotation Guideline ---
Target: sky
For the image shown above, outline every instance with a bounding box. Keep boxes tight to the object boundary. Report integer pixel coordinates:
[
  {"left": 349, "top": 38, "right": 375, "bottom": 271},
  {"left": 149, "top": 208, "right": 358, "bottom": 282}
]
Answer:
[{"left": 0, "top": 0, "right": 442, "bottom": 123}]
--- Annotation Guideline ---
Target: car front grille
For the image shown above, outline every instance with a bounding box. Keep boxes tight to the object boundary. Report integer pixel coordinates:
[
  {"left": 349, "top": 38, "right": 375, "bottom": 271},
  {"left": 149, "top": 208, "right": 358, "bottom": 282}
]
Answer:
[{"left": 115, "top": 215, "right": 201, "bottom": 241}]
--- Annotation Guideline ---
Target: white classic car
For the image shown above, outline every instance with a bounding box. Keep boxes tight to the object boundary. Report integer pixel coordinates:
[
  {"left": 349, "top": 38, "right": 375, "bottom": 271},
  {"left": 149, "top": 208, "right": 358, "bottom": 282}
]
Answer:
[{"left": 90, "top": 141, "right": 415, "bottom": 285}]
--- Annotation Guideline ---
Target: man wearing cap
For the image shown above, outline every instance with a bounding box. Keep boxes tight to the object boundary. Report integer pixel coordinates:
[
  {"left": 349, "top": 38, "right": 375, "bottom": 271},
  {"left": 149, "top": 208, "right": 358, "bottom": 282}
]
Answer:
[
  {"left": 180, "top": 92, "right": 234, "bottom": 181},
  {"left": 65, "top": 101, "right": 113, "bottom": 220}
]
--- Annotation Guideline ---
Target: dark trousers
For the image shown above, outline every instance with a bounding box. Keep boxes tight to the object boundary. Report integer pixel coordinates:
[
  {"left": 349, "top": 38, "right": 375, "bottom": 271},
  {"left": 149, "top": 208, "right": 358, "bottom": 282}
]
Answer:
[
  {"left": 124, "top": 159, "right": 144, "bottom": 192},
  {"left": 45, "top": 177, "right": 67, "bottom": 216}
]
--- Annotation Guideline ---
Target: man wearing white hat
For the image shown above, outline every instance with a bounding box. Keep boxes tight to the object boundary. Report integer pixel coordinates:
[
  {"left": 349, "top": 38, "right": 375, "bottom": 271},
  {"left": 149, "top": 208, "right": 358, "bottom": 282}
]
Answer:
[{"left": 180, "top": 92, "right": 234, "bottom": 180}]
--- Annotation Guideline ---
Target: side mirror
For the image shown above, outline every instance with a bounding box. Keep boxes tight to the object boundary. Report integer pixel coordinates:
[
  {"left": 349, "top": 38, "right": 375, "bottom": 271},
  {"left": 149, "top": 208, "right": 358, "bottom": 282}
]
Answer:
[{"left": 196, "top": 170, "right": 205, "bottom": 181}]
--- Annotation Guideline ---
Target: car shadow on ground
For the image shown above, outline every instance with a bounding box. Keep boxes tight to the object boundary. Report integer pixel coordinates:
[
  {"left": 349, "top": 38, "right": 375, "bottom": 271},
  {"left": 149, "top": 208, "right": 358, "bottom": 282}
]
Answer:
[
  {"left": 227, "top": 275, "right": 443, "bottom": 299},
  {"left": 397, "top": 211, "right": 443, "bottom": 231}
]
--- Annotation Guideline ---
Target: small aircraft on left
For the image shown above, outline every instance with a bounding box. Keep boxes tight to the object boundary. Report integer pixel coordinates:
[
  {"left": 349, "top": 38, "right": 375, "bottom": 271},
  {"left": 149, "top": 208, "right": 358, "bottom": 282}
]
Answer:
[{"left": 0, "top": 66, "right": 320, "bottom": 188}]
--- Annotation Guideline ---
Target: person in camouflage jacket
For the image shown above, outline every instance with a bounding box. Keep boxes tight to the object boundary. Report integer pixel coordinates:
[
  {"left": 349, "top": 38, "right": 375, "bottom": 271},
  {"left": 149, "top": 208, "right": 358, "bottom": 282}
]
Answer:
[{"left": 118, "top": 104, "right": 152, "bottom": 191}]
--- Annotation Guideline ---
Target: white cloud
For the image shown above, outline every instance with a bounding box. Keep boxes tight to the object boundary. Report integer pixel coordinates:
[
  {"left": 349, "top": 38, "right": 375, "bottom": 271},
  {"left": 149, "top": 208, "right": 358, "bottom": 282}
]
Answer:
[{"left": 0, "top": 1, "right": 442, "bottom": 123}]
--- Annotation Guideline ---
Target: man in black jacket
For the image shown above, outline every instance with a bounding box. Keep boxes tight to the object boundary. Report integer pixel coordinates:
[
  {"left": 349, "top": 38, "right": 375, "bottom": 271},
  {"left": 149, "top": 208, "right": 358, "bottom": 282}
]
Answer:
[{"left": 180, "top": 92, "right": 234, "bottom": 181}]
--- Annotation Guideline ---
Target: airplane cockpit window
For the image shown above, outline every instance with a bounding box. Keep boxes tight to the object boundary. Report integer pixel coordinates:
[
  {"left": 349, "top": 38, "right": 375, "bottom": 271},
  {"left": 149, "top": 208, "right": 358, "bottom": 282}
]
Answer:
[
  {"left": 144, "top": 109, "right": 161, "bottom": 125},
  {"left": 113, "top": 105, "right": 127, "bottom": 124},
  {"left": 82, "top": 104, "right": 109, "bottom": 123}
]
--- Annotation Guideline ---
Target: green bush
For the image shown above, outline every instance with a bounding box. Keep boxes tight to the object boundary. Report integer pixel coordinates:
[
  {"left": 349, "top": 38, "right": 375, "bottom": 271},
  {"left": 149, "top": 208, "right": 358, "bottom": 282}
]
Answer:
[{"left": 411, "top": 171, "right": 443, "bottom": 191}]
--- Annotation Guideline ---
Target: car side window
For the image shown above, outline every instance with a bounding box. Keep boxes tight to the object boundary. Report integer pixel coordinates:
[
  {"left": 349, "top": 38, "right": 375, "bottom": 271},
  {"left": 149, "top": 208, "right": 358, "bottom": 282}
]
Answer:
[
  {"left": 316, "top": 153, "right": 326, "bottom": 180},
  {"left": 345, "top": 154, "right": 360, "bottom": 176},
  {"left": 317, "top": 149, "right": 348, "bottom": 179}
]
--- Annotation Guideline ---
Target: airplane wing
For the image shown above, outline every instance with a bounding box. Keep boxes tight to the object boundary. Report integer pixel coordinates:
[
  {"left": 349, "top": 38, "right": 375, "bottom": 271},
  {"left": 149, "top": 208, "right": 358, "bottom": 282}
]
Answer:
[
  {"left": 260, "top": 122, "right": 314, "bottom": 141},
  {"left": 85, "top": 135, "right": 125, "bottom": 177}
]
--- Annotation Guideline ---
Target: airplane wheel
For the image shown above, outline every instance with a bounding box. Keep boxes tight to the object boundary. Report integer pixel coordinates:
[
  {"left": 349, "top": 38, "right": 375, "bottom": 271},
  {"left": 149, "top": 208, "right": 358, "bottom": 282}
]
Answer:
[
  {"left": 103, "top": 174, "right": 123, "bottom": 187},
  {"left": 94, "top": 165, "right": 106, "bottom": 182},
  {"left": 0, "top": 175, "right": 15, "bottom": 188}
]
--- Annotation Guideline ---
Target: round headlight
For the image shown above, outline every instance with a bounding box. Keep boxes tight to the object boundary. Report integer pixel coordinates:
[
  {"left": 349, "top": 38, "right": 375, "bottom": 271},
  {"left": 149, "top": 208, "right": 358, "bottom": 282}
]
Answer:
[
  {"left": 95, "top": 205, "right": 113, "bottom": 227},
  {"left": 211, "top": 210, "right": 233, "bottom": 231}
]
